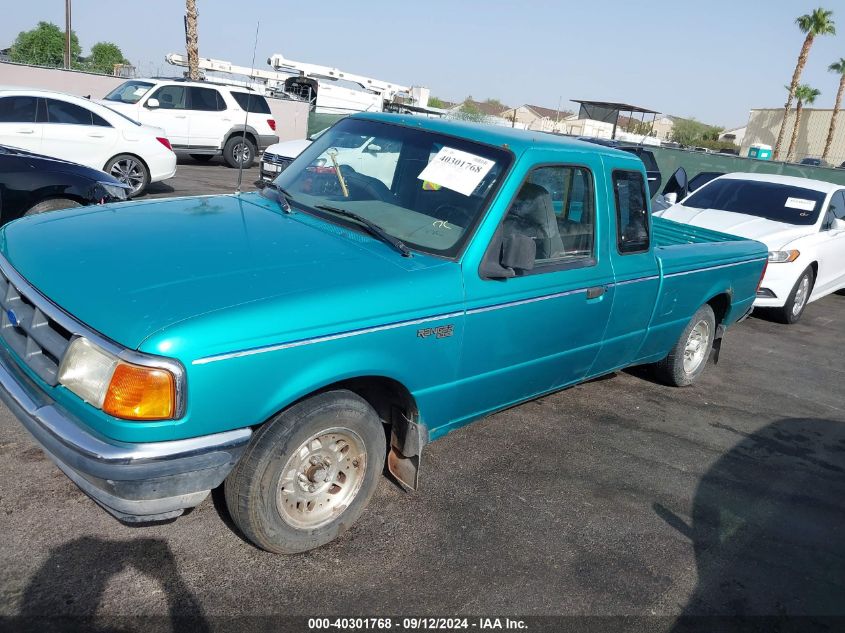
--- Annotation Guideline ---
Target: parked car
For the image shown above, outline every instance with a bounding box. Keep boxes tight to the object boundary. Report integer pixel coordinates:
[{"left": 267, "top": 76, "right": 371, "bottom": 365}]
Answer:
[
  {"left": 100, "top": 79, "right": 279, "bottom": 168},
  {"left": 260, "top": 127, "right": 328, "bottom": 180},
  {"left": 0, "top": 88, "right": 175, "bottom": 196},
  {"left": 0, "top": 144, "right": 129, "bottom": 222},
  {"left": 799, "top": 157, "right": 828, "bottom": 167},
  {"left": 654, "top": 172, "right": 845, "bottom": 323},
  {"left": 0, "top": 113, "right": 767, "bottom": 553},
  {"left": 574, "top": 137, "right": 662, "bottom": 197}
]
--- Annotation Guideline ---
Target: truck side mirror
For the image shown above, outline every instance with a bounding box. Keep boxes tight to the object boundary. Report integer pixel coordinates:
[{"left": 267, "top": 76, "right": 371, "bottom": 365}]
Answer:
[{"left": 145, "top": 98, "right": 160, "bottom": 109}]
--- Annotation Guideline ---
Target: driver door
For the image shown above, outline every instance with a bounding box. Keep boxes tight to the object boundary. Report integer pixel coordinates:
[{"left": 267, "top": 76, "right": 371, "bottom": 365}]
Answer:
[
  {"left": 454, "top": 161, "right": 615, "bottom": 423},
  {"left": 815, "top": 190, "right": 845, "bottom": 294}
]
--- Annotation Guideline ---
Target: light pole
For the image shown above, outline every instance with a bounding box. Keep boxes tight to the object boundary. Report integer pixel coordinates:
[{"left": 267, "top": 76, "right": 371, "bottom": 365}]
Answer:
[{"left": 64, "top": 0, "right": 72, "bottom": 69}]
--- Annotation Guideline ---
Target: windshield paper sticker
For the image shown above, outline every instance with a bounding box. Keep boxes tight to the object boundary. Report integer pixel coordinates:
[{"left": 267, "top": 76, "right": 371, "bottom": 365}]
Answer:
[
  {"left": 417, "top": 147, "right": 495, "bottom": 196},
  {"left": 785, "top": 197, "right": 816, "bottom": 212}
]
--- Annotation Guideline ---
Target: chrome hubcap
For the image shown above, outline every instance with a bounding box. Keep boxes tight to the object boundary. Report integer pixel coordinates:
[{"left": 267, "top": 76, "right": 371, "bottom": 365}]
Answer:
[
  {"left": 110, "top": 158, "right": 144, "bottom": 194},
  {"left": 276, "top": 427, "right": 367, "bottom": 529},
  {"left": 683, "top": 319, "right": 710, "bottom": 374},
  {"left": 792, "top": 276, "right": 810, "bottom": 317},
  {"left": 232, "top": 142, "right": 251, "bottom": 164}
]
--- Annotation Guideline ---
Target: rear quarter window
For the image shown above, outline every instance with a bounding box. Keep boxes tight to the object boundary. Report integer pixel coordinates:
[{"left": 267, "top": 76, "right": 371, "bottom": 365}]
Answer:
[{"left": 230, "top": 92, "right": 272, "bottom": 114}]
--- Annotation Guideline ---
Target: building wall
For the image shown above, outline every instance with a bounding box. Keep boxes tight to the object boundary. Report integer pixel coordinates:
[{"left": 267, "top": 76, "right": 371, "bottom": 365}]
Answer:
[
  {"left": 0, "top": 61, "right": 309, "bottom": 141},
  {"left": 742, "top": 108, "right": 845, "bottom": 165}
]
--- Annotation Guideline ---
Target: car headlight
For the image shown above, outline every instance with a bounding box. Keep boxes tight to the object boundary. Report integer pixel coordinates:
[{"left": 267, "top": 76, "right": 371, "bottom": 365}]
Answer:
[
  {"left": 93, "top": 181, "right": 131, "bottom": 202},
  {"left": 768, "top": 250, "right": 800, "bottom": 263},
  {"left": 58, "top": 337, "right": 177, "bottom": 420}
]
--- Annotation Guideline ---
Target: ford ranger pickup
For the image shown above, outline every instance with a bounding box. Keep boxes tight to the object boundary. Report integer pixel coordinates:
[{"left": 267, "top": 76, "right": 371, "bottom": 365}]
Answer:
[{"left": 0, "top": 113, "right": 767, "bottom": 553}]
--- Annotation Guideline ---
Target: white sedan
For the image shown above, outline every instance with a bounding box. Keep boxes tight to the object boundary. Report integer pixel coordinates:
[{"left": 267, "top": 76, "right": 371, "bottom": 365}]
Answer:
[
  {"left": 655, "top": 172, "right": 845, "bottom": 323},
  {"left": 0, "top": 88, "right": 176, "bottom": 196}
]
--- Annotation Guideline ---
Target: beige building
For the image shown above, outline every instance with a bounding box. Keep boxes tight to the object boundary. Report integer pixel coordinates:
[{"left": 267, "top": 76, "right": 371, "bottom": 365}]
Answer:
[
  {"left": 499, "top": 104, "right": 571, "bottom": 133},
  {"left": 742, "top": 108, "right": 845, "bottom": 166}
]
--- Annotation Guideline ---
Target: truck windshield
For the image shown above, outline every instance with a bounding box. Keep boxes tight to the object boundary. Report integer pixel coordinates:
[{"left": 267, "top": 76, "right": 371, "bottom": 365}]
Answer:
[
  {"left": 271, "top": 118, "right": 513, "bottom": 257},
  {"left": 682, "top": 178, "right": 827, "bottom": 226},
  {"left": 103, "top": 81, "right": 155, "bottom": 104}
]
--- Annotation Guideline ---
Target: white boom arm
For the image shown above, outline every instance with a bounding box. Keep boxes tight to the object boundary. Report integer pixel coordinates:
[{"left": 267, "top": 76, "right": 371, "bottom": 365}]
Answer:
[
  {"left": 165, "top": 53, "right": 285, "bottom": 82},
  {"left": 267, "top": 53, "right": 410, "bottom": 100}
]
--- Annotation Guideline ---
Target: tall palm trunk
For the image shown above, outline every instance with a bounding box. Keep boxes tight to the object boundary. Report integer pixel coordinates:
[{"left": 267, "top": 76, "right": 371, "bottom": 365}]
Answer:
[
  {"left": 775, "top": 34, "right": 814, "bottom": 160},
  {"left": 787, "top": 99, "right": 805, "bottom": 162},
  {"left": 822, "top": 74, "right": 845, "bottom": 163},
  {"left": 185, "top": 0, "right": 200, "bottom": 81}
]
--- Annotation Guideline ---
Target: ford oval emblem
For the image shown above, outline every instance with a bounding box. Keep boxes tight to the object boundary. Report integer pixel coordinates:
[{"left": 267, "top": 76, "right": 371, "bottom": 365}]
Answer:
[{"left": 6, "top": 309, "right": 19, "bottom": 327}]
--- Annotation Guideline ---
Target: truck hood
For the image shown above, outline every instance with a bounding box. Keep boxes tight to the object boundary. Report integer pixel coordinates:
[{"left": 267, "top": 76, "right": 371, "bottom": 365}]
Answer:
[
  {"left": 656, "top": 204, "right": 811, "bottom": 249},
  {"left": 0, "top": 193, "right": 454, "bottom": 352}
]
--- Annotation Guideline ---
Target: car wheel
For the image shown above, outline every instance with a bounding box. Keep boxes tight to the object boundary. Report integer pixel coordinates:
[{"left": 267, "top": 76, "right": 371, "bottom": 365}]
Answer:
[
  {"left": 190, "top": 154, "right": 214, "bottom": 163},
  {"left": 774, "top": 267, "right": 814, "bottom": 324},
  {"left": 105, "top": 154, "right": 150, "bottom": 197},
  {"left": 653, "top": 304, "right": 716, "bottom": 387},
  {"left": 223, "top": 135, "right": 256, "bottom": 169},
  {"left": 24, "top": 198, "right": 82, "bottom": 216},
  {"left": 224, "top": 390, "right": 386, "bottom": 554}
]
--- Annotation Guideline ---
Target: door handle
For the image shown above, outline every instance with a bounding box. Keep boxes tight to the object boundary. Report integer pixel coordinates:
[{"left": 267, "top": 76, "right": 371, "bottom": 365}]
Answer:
[
  {"left": 87, "top": 133, "right": 105, "bottom": 138},
  {"left": 585, "top": 286, "right": 606, "bottom": 300},
  {"left": 174, "top": 115, "right": 187, "bottom": 119},
  {"left": 16, "top": 128, "right": 34, "bottom": 134}
]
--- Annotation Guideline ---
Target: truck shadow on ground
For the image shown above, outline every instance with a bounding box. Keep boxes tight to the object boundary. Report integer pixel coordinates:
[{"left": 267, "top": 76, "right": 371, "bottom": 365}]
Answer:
[
  {"left": 14, "top": 537, "right": 209, "bottom": 633},
  {"left": 656, "top": 417, "right": 845, "bottom": 628}
]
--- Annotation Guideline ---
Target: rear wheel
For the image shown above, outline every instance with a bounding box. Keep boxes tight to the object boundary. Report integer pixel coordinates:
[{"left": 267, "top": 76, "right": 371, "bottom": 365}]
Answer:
[
  {"left": 773, "top": 267, "right": 814, "bottom": 324},
  {"left": 223, "top": 135, "right": 256, "bottom": 169},
  {"left": 190, "top": 154, "right": 214, "bottom": 163},
  {"left": 653, "top": 304, "right": 716, "bottom": 387},
  {"left": 224, "top": 390, "right": 385, "bottom": 554},
  {"left": 24, "top": 198, "right": 81, "bottom": 216},
  {"left": 104, "top": 154, "right": 149, "bottom": 197}
]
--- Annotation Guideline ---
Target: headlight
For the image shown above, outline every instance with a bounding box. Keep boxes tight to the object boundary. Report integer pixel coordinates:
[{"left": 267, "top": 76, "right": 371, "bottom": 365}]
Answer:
[
  {"left": 93, "top": 181, "right": 130, "bottom": 201},
  {"left": 768, "top": 250, "right": 800, "bottom": 263},
  {"left": 58, "top": 337, "right": 177, "bottom": 420}
]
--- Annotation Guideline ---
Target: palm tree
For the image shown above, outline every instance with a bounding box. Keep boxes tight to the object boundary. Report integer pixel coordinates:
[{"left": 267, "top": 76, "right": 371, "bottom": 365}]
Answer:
[
  {"left": 787, "top": 85, "right": 822, "bottom": 162},
  {"left": 774, "top": 8, "right": 836, "bottom": 160},
  {"left": 822, "top": 58, "right": 845, "bottom": 163}
]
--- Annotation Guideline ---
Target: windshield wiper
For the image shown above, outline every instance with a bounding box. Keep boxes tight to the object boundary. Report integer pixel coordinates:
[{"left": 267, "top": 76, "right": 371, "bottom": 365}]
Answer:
[
  {"left": 260, "top": 181, "right": 294, "bottom": 214},
  {"left": 315, "top": 204, "right": 411, "bottom": 257}
]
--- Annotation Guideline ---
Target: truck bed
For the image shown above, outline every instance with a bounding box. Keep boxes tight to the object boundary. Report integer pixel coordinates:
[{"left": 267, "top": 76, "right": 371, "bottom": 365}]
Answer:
[{"left": 652, "top": 216, "right": 745, "bottom": 246}]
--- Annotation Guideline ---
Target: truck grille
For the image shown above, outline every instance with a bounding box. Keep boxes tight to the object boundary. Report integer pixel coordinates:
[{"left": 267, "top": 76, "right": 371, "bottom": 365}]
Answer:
[{"left": 0, "top": 269, "right": 72, "bottom": 386}]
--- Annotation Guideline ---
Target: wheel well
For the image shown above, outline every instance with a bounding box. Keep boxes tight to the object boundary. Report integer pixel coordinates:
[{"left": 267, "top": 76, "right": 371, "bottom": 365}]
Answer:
[
  {"left": 227, "top": 131, "right": 257, "bottom": 147},
  {"left": 809, "top": 261, "right": 818, "bottom": 279},
  {"left": 707, "top": 292, "right": 731, "bottom": 325}
]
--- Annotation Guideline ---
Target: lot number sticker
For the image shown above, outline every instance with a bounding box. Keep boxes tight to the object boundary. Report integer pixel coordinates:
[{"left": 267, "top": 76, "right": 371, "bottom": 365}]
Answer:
[
  {"left": 417, "top": 147, "right": 495, "bottom": 196},
  {"left": 785, "top": 197, "right": 816, "bottom": 212}
]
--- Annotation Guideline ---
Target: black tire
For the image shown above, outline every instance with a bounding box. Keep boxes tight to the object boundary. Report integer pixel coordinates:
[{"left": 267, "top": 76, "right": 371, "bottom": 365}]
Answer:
[
  {"left": 653, "top": 304, "right": 716, "bottom": 387},
  {"left": 225, "top": 390, "right": 386, "bottom": 554},
  {"left": 223, "top": 135, "right": 256, "bottom": 169},
  {"left": 190, "top": 154, "right": 214, "bottom": 162},
  {"left": 104, "top": 154, "right": 150, "bottom": 197},
  {"left": 24, "top": 198, "right": 81, "bottom": 216},
  {"left": 773, "top": 267, "right": 814, "bottom": 324}
]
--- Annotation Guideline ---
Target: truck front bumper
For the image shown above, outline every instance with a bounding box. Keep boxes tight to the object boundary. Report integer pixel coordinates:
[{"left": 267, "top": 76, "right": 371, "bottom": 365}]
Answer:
[{"left": 0, "top": 344, "right": 252, "bottom": 523}]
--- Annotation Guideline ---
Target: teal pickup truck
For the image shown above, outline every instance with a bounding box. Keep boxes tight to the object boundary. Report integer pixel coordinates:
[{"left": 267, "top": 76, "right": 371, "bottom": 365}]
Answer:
[{"left": 0, "top": 114, "right": 767, "bottom": 553}]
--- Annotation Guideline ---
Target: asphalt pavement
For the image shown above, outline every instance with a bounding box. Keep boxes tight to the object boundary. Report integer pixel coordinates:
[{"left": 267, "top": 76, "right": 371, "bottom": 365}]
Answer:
[{"left": 0, "top": 158, "right": 843, "bottom": 631}]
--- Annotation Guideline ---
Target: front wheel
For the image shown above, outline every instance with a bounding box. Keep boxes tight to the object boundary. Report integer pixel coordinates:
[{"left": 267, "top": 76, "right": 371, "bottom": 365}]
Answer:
[
  {"left": 104, "top": 154, "right": 149, "bottom": 197},
  {"left": 224, "top": 390, "right": 386, "bottom": 554},
  {"left": 773, "top": 267, "right": 814, "bottom": 324},
  {"left": 223, "top": 135, "right": 256, "bottom": 169},
  {"left": 653, "top": 304, "right": 716, "bottom": 387}
]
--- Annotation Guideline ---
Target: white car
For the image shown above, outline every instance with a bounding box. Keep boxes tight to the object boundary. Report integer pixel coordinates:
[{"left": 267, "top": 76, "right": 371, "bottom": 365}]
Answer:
[
  {"left": 0, "top": 88, "right": 176, "bottom": 196},
  {"left": 655, "top": 172, "right": 845, "bottom": 323},
  {"left": 100, "top": 79, "right": 278, "bottom": 169},
  {"left": 261, "top": 127, "right": 400, "bottom": 186}
]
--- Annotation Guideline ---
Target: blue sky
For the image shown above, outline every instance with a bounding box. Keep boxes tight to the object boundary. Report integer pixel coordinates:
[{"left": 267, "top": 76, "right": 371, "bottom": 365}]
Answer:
[{"left": 3, "top": 0, "right": 845, "bottom": 127}]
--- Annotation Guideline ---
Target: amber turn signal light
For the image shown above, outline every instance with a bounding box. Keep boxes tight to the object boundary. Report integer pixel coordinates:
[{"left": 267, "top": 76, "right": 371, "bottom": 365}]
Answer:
[{"left": 102, "top": 362, "right": 176, "bottom": 420}]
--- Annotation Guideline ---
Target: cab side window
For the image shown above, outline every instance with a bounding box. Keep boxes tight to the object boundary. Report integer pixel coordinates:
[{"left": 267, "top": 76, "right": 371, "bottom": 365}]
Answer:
[
  {"left": 150, "top": 85, "right": 186, "bottom": 110},
  {"left": 613, "top": 170, "right": 650, "bottom": 254},
  {"left": 501, "top": 165, "right": 595, "bottom": 270}
]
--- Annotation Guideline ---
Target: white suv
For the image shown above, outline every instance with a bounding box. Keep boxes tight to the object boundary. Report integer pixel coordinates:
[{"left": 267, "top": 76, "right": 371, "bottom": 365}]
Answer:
[{"left": 100, "top": 79, "right": 279, "bottom": 168}]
